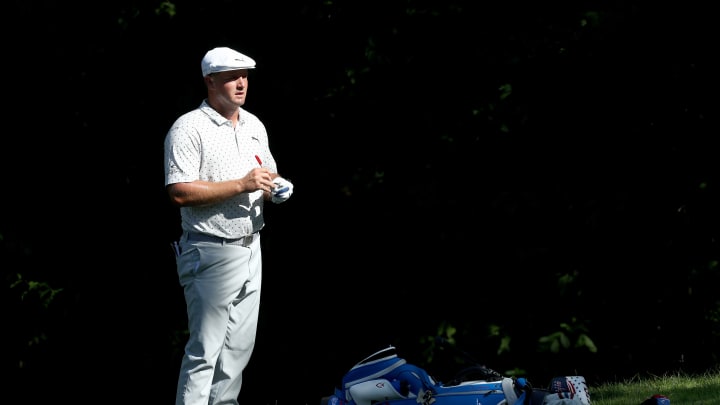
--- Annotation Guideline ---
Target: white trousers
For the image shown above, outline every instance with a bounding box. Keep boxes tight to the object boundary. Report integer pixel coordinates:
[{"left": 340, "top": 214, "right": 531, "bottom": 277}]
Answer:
[{"left": 175, "top": 233, "right": 262, "bottom": 405}]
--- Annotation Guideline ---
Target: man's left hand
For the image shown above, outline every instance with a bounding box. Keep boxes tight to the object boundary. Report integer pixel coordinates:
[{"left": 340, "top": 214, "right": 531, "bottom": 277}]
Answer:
[{"left": 271, "top": 177, "right": 294, "bottom": 203}]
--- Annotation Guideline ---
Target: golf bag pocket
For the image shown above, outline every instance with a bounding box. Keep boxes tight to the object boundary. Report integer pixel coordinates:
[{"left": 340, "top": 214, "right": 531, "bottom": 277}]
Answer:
[
  {"left": 340, "top": 346, "right": 437, "bottom": 404},
  {"left": 347, "top": 379, "right": 405, "bottom": 405}
]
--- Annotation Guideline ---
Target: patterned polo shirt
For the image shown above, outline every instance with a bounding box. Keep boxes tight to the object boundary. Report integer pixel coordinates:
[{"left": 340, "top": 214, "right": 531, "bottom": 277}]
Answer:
[{"left": 164, "top": 100, "right": 277, "bottom": 239}]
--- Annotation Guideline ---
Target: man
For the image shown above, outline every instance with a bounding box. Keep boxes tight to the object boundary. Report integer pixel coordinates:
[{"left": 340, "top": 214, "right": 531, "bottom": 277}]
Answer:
[{"left": 164, "top": 46, "right": 294, "bottom": 405}]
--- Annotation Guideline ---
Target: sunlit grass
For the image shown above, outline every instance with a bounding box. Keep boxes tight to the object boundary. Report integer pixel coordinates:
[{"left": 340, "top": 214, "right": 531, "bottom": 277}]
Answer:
[{"left": 590, "top": 367, "right": 720, "bottom": 405}]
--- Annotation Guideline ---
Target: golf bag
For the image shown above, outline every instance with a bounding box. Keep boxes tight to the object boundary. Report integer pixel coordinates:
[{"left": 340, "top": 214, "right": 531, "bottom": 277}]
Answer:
[{"left": 321, "top": 346, "right": 589, "bottom": 405}]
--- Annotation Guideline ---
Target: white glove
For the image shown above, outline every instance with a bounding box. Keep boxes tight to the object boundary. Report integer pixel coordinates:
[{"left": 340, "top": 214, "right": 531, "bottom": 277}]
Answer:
[{"left": 271, "top": 177, "right": 294, "bottom": 204}]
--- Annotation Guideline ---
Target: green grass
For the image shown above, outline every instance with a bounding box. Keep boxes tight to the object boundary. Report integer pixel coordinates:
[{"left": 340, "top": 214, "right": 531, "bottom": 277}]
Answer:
[{"left": 589, "top": 367, "right": 720, "bottom": 404}]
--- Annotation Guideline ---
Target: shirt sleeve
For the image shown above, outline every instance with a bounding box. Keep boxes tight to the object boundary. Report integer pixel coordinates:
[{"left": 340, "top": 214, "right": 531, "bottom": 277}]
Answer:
[{"left": 164, "top": 121, "right": 201, "bottom": 186}]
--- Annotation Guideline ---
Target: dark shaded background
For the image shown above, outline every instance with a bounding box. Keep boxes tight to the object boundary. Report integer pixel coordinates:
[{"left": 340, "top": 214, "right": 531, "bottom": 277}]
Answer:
[{"left": 2, "top": 1, "right": 718, "bottom": 403}]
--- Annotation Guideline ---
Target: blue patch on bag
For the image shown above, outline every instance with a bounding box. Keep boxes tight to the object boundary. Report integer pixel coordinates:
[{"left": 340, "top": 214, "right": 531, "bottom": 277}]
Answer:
[{"left": 641, "top": 394, "right": 670, "bottom": 405}]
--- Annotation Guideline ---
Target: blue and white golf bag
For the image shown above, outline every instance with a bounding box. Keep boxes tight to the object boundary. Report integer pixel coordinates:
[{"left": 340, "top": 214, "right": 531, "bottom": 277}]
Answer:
[{"left": 322, "top": 346, "right": 556, "bottom": 405}]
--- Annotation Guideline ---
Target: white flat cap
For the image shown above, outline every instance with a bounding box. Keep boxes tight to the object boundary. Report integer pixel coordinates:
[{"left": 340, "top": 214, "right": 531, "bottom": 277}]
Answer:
[{"left": 201, "top": 47, "right": 256, "bottom": 77}]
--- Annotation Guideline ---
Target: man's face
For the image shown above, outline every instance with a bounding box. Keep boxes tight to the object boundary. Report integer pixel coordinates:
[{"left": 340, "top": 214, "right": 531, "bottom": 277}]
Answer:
[{"left": 209, "top": 69, "right": 250, "bottom": 106}]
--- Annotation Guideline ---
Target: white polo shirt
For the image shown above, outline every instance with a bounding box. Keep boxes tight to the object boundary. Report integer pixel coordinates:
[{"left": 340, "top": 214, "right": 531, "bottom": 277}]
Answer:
[{"left": 164, "top": 100, "right": 277, "bottom": 239}]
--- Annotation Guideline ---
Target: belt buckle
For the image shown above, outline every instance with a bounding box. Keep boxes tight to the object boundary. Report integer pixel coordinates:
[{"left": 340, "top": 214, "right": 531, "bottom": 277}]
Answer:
[{"left": 230, "top": 234, "right": 253, "bottom": 247}]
